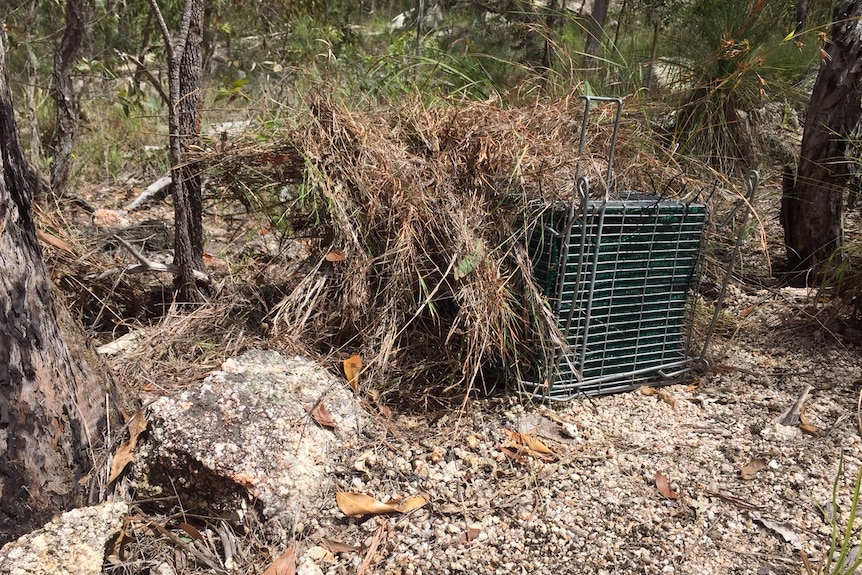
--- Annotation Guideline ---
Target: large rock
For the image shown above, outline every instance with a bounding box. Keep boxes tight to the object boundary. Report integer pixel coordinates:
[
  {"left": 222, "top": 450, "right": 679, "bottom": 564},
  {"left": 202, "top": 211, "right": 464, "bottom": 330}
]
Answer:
[
  {"left": 138, "top": 350, "right": 365, "bottom": 521},
  {"left": 0, "top": 501, "right": 128, "bottom": 575}
]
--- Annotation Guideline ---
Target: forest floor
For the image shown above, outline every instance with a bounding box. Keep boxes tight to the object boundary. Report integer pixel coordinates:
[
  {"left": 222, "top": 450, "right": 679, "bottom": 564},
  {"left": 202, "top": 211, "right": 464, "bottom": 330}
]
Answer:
[
  {"left": 66, "top": 172, "right": 862, "bottom": 575},
  {"left": 33, "top": 97, "right": 862, "bottom": 574}
]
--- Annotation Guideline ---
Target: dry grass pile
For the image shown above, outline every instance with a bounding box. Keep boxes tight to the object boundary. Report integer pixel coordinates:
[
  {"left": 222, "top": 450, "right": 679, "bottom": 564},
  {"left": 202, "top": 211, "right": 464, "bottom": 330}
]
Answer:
[{"left": 201, "top": 94, "right": 703, "bottom": 400}]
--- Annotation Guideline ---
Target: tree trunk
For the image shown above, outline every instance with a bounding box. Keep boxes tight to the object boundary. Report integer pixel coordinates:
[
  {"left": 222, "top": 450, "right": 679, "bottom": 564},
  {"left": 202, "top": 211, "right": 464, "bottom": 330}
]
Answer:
[
  {"left": 150, "top": 0, "right": 207, "bottom": 303},
  {"left": 583, "top": 0, "right": 610, "bottom": 71},
  {"left": 541, "top": 0, "right": 560, "bottom": 75},
  {"left": 177, "top": 0, "right": 206, "bottom": 288},
  {"left": 781, "top": 0, "right": 862, "bottom": 280},
  {"left": 0, "top": 26, "right": 117, "bottom": 545},
  {"left": 51, "top": 0, "right": 85, "bottom": 194}
]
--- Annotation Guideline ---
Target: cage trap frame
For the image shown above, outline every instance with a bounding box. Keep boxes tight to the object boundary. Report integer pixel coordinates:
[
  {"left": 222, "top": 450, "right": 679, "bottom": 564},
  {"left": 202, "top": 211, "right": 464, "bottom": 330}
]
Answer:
[{"left": 520, "top": 96, "right": 757, "bottom": 400}]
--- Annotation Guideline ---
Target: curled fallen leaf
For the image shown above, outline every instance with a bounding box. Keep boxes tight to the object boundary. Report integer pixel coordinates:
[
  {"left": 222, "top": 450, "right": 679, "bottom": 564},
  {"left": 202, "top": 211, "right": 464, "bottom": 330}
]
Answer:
[
  {"left": 336, "top": 492, "right": 427, "bottom": 518},
  {"left": 325, "top": 249, "right": 346, "bottom": 262},
  {"left": 741, "top": 458, "right": 767, "bottom": 480},
  {"left": 108, "top": 443, "right": 135, "bottom": 484},
  {"left": 655, "top": 471, "right": 680, "bottom": 500},
  {"left": 178, "top": 522, "right": 204, "bottom": 541},
  {"left": 343, "top": 354, "right": 362, "bottom": 393},
  {"left": 36, "top": 229, "right": 74, "bottom": 254},
  {"left": 109, "top": 411, "right": 147, "bottom": 483},
  {"left": 395, "top": 496, "right": 427, "bottom": 513},
  {"left": 262, "top": 544, "right": 296, "bottom": 575},
  {"left": 310, "top": 403, "right": 336, "bottom": 429},
  {"left": 799, "top": 410, "right": 819, "bottom": 436}
]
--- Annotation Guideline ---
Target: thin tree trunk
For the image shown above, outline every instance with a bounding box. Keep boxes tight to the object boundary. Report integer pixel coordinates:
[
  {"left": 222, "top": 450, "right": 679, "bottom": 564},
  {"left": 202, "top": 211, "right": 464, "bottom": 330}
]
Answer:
[
  {"left": 583, "top": 0, "right": 610, "bottom": 71},
  {"left": 781, "top": 0, "right": 862, "bottom": 279},
  {"left": 51, "top": 0, "right": 85, "bottom": 194},
  {"left": 149, "top": 0, "right": 207, "bottom": 303},
  {"left": 178, "top": 0, "right": 205, "bottom": 273},
  {"left": 0, "top": 25, "right": 117, "bottom": 545},
  {"left": 645, "top": 20, "right": 660, "bottom": 88},
  {"left": 23, "top": 0, "right": 43, "bottom": 177},
  {"left": 541, "top": 0, "right": 560, "bottom": 75}
]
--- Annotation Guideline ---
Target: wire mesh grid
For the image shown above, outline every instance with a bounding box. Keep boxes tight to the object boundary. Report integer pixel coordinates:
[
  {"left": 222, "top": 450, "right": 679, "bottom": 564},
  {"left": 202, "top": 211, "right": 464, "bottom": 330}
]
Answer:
[{"left": 521, "top": 189, "right": 708, "bottom": 400}]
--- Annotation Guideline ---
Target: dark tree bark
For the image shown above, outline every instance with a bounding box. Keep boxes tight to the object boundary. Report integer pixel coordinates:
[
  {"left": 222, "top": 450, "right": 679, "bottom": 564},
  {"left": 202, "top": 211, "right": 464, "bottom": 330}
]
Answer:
[
  {"left": 50, "top": 0, "right": 85, "bottom": 193},
  {"left": 178, "top": 0, "right": 205, "bottom": 270},
  {"left": 781, "top": 0, "right": 862, "bottom": 279},
  {"left": 0, "top": 25, "right": 117, "bottom": 545},
  {"left": 149, "top": 0, "right": 207, "bottom": 303},
  {"left": 583, "top": 0, "right": 610, "bottom": 70},
  {"left": 540, "top": 0, "right": 560, "bottom": 74}
]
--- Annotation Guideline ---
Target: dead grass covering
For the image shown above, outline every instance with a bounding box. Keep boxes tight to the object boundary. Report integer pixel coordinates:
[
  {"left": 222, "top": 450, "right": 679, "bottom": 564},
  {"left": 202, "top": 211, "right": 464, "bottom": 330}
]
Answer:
[{"left": 199, "top": 94, "right": 700, "bottom": 399}]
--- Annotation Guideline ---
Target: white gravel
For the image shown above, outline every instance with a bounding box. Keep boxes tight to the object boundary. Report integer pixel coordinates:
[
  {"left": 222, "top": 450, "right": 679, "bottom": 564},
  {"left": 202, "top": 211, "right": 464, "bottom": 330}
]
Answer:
[{"left": 291, "top": 286, "right": 862, "bottom": 575}]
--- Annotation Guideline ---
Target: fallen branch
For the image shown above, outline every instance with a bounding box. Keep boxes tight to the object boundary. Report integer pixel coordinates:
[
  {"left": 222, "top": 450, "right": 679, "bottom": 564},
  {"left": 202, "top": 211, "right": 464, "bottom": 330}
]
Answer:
[
  {"left": 125, "top": 175, "right": 172, "bottom": 211},
  {"left": 88, "top": 234, "right": 210, "bottom": 283}
]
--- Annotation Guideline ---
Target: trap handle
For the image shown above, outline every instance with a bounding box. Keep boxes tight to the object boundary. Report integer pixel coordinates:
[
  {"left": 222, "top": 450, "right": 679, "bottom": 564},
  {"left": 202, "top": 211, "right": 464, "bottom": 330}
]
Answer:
[{"left": 576, "top": 95, "right": 623, "bottom": 197}]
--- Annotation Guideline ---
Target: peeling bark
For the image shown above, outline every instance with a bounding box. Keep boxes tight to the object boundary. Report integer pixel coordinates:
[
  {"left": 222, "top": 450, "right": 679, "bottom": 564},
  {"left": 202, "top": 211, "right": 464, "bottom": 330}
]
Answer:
[{"left": 0, "top": 26, "right": 116, "bottom": 545}]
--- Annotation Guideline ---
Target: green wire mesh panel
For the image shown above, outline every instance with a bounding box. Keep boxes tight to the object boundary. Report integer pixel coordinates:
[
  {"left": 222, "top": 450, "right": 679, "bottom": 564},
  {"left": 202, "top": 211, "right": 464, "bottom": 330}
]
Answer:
[{"left": 524, "top": 197, "right": 707, "bottom": 399}]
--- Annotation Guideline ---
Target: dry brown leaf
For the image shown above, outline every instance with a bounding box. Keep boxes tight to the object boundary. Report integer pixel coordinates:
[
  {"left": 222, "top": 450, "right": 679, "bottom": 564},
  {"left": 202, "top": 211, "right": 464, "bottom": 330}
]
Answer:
[
  {"left": 320, "top": 538, "right": 360, "bottom": 554},
  {"left": 520, "top": 433, "right": 555, "bottom": 455},
  {"left": 741, "top": 458, "right": 767, "bottom": 480},
  {"left": 109, "top": 442, "right": 135, "bottom": 483},
  {"left": 799, "top": 410, "right": 819, "bottom": 436},
  {"left": 325, "top": 249, "right": 347, "bottom": 262},
  {"left": 127, "top": 411, "right": 147, "bottom": 446},
  {"left": 655, "top": 471, "right": 679, "bottom": 500},
  {"left": 36, "top": 229, "right": 74, "bottom": 254},
  {"left": 310, "top": 403, "right": 336, "bottom": 429},
  {"left": 343, "top": 354, "right": 362, "bottom": 392},
  {"left": 263, "top": 545, "right": 296, "bottom": 575},
  {"left": 394, "top": 496, "right": 427, "bottom": 513},
  {"left": 109, "top": 411, "right": 148, "bottom": 483},
  {"left": 178, "top": 522, "right": 204, "bottom": 541},
  {"left": 459, "top": 527, "right": 483, "bottom": 544},
  {"left": 640, "top": 386, "right": 676, "bottom": 408},
  {"left": 337, "top": 492, "right": 401, "bottom": 517}
]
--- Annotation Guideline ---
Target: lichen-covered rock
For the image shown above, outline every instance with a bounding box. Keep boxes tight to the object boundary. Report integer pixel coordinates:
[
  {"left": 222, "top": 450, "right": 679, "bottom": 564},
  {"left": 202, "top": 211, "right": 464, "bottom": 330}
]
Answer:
[
  {"left": 0, "top": 501, "right": 127, "bottom": 575},
  {"left": 140, "top": 349, "right": 365, "bottom": 521}
]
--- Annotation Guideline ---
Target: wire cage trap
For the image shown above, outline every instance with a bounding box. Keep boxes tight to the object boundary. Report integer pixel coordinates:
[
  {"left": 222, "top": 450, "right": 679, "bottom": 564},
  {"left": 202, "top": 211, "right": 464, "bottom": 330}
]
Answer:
[{"left": 519, "top": 97, "right": 755, "bottom": 400}]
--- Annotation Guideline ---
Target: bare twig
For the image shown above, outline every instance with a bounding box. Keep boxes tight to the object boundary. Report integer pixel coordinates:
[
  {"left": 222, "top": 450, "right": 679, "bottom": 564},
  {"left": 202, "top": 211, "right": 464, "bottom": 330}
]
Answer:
[
  {"left": 358, "top": 520, "right": 387, "bottom": 575},
  {"left": 117, "top": 50, "right": 170, "bottom": 107},
  {"left": 107, "top": 233, "right": 210, "bottom": 282}
]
